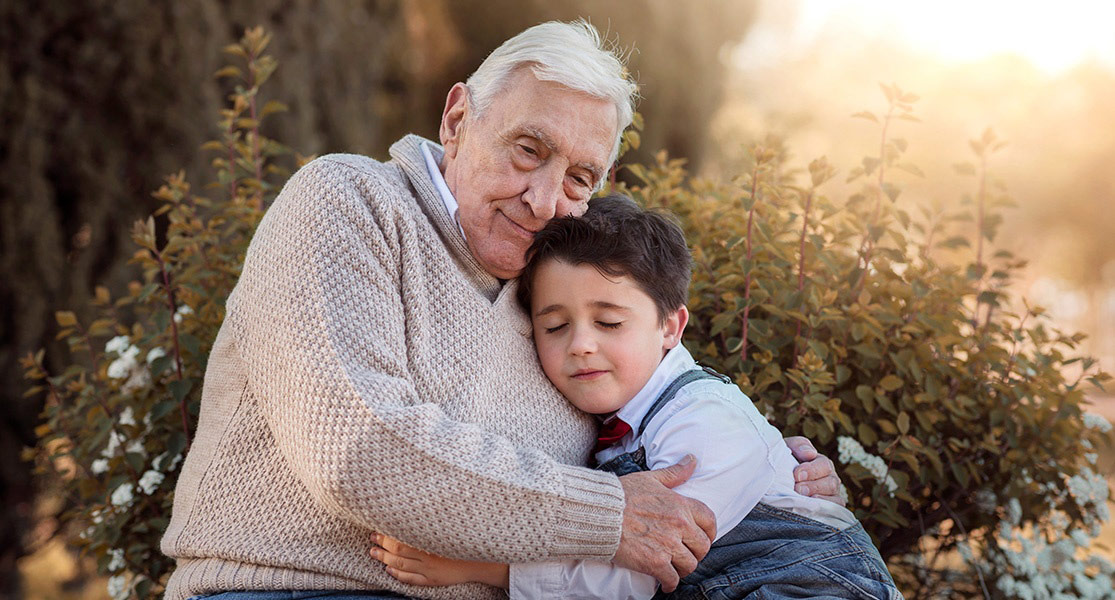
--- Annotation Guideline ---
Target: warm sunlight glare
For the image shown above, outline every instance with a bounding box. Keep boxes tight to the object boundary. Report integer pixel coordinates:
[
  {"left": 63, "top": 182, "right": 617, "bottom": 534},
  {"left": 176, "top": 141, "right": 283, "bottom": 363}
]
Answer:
[{"left": 795, "top": 0, "right": 1115, "bottom": 73}]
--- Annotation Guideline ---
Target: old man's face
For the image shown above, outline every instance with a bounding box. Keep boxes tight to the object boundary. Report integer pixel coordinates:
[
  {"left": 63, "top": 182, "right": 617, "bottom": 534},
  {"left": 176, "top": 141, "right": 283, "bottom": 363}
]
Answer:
[{"left": 438, "top": 67, "right": 618, "bottom": 280}]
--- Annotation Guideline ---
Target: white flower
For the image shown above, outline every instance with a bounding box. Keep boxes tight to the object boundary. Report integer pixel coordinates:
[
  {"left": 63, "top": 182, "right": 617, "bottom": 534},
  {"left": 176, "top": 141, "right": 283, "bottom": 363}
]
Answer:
[
  {"left": 119, "top": 407, "right": 136, "bottom": 426},
  {"left": 106, "top": 548, "right": 125, "bottom": 571},
  {"left": 973, "top": 489, "right": 997, "bottom": 513},
  {"left": 138, "top": 470, "right": 164, "bottom": 494},
  {"left": 121, "top": 368, "right": 151, "bottom": 394},
  {"left": 957, "top": 540, "right": 974, "bottom": 562},
  {"left": 154, "top": 451, "right": 183, "bottom": 472},
  {"left": 146, "top": 347, "right": 166, "bottom": 364},
  {"left": 104, "top": 336, "right": 131, "bottom": 355},
  {"left": 836, "top": 436, "right": 898, "bottom": 496},
  {"left": 173, "top": 304, "right": 193, "bottom": 324},
  {"left": 106, "top": 574, "right": 128, "bottom": 600},
  {"left": 1067, "top": 467, "right": 1108, "bottom": 508},
  {"left": 102, "top": 431, "right": 123, "bottom": 458},
  {"left": 1082, "top": 413, "right": 1112, "bottom": 433},
  {"left": 1007, "top": 498, "right": 1023, "bottom": 525},
  {"left": 125, "top": 439, "right": 145, "bottom": 456},
  {"left": 110, "top": 483, "right": 134, "bottom": 507},
  {"left": 91, "top": 458, "right": 109, "bottom": 475},
  {"left": 106, "top": 357, "right": 134, "bottom": 379},
  {"left": 1049, "top": 511, "right": 1069, "bottom": 532}
]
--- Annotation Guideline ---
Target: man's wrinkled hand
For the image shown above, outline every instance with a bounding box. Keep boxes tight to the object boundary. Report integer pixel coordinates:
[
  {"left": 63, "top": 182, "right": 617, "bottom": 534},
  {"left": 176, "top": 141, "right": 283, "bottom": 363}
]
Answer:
[
  {"left": 612, "top": 455, "right": 716, "bottom": 592},
  {"left": 786, "top": 436, "right": 846, "bottom": 505}
]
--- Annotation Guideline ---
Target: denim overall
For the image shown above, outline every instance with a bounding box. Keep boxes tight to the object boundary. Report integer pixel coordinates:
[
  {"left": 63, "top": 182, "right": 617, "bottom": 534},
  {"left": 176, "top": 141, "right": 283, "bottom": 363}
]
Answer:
[{"left": 597, "top": 368, "right": 903, "bottom": 600}]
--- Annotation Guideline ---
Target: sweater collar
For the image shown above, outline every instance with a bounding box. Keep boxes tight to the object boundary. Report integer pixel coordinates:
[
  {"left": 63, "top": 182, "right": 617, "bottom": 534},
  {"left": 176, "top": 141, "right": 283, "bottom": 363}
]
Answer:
[{"left": 390, "top": 134, "right": 502, "bottom": 301}]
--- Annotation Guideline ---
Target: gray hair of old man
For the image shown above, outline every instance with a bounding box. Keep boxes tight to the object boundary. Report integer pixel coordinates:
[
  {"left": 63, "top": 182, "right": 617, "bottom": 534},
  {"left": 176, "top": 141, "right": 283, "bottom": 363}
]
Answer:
[{"left": 465, "top": 19, "right": 639, "bottom": 171}]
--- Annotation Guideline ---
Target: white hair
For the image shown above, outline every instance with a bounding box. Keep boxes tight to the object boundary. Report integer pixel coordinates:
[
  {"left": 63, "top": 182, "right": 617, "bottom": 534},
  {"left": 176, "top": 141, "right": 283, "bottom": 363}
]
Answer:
[{"left": 465, "top": 20, "right": 638, "bottom": 168}]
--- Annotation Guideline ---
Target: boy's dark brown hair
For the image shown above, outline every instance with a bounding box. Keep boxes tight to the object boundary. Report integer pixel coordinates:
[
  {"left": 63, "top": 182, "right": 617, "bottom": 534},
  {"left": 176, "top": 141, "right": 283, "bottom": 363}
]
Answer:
[{"left": 517, "top": 194, "right": 692, "bottom": 322}]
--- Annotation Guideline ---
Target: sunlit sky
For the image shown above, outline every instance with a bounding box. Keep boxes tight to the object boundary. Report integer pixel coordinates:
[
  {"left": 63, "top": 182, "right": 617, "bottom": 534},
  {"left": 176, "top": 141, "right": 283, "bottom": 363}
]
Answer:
[{"left": 739, "top": 0, "right": 1115, "bottom": 74}]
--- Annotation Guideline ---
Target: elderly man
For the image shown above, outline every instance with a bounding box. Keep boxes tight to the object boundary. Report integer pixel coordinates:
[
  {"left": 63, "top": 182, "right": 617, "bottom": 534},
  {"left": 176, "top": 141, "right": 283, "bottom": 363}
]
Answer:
[{"left": 161, "top": 21, "right": 842, "bottom": 600}]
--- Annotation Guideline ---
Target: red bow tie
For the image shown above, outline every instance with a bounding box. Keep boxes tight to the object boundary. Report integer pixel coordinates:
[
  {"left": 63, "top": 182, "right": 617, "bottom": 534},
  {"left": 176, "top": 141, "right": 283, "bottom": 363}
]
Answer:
[{"left": 594, "top": 417, "right": 632, "bottom": 454}]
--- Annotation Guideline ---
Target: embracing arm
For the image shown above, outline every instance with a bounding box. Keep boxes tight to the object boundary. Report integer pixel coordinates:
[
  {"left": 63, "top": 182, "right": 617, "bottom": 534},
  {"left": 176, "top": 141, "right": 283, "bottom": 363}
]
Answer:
[{"left": 228, "top": 156, "right": 624, "bottom": 563}]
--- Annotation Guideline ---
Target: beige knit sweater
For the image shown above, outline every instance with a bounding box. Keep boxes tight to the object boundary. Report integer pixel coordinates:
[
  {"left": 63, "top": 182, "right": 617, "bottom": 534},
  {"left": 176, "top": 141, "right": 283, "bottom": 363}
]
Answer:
[{"left": 160, "top": 135, "right": 626, "bottom": 600}]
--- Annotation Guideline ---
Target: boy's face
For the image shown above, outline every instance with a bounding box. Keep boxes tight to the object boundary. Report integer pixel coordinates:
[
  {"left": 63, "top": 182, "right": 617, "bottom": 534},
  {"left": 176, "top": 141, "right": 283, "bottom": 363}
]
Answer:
[{"left": 529, "top": 258, "right": 687, "bottom": 415}]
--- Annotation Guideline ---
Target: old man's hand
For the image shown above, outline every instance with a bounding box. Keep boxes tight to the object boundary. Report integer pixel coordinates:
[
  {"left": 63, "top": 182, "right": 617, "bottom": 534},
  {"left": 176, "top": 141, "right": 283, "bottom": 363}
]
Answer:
[
  {"left": 785, "top": 436, "right": 845, "bottom": 505},
  {"left": 613, "top": 455, "right": 716, "bottom": 593}
]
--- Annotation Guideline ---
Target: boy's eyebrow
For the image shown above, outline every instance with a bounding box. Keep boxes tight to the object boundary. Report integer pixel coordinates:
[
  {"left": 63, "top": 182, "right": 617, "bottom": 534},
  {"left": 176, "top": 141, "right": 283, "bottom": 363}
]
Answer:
[
  {"left": 590, "top": 301, "right": 631, "bottom": 312},
  {"left": 534, "top": 304, "right": 563, "bottom": 318},
  {"left": 533, "top": 301, "right": 631, "bottom": 317}
]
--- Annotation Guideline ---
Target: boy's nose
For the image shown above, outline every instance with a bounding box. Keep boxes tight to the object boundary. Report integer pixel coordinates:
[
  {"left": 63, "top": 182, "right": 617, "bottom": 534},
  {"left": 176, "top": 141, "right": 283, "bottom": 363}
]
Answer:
[{"left": 568, "top": 327, "right": 597, "bottom": 355}]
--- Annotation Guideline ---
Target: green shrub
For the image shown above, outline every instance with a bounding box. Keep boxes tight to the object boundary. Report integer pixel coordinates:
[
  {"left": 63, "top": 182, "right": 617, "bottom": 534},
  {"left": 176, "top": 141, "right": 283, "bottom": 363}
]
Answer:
[
  {"left": 614, "top": 85, "right": 1114, "bottom": 598},
  {"left": 22, "top": 28, "right": 305, "bottom": 599},
  {"left": 24, "top": 27, "right": 1113, "bottom": 600}
]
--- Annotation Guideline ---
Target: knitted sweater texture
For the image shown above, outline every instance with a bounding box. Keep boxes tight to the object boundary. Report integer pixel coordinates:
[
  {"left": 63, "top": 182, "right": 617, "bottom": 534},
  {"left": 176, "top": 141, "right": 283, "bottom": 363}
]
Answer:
[{"left": 160, "top": 135, "right": 625, "bottom": 600}]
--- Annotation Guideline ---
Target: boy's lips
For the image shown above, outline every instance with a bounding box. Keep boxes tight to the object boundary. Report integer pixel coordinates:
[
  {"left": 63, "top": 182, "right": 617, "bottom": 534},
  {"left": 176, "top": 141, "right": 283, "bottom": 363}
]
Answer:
[{"left": 570, "top": 368, "right": 608, "bottom": 381}]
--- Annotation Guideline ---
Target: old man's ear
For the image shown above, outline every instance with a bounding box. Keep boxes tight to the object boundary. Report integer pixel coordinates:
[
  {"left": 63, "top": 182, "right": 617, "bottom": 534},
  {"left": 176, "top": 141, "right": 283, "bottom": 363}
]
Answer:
[{"left": 439, "top": 82, "right": 470, "bottom": 160}]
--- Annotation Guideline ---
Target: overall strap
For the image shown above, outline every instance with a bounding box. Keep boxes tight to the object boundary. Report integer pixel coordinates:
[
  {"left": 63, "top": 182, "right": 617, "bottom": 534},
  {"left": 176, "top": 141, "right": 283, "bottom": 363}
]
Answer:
[{"left": 636, "top": 366, "right": 731, "bottom": 437}]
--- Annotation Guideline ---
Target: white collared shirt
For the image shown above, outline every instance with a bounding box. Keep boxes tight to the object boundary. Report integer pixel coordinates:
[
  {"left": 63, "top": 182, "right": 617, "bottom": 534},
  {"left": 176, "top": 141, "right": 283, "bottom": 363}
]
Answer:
[
  {"left": 420, "top": 141, "right": 468, "bottom": 241},
  {"left": 509, "top": 344, "right": 857, "bottom": 600}
]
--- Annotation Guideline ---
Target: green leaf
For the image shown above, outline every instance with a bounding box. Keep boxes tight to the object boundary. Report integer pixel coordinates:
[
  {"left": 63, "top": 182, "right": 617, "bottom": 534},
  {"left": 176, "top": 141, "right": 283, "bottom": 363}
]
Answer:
[
  {"left": 709, "top": 312, "right": 737, "bottom": 337},
  {"left": 169, "top": 378, "right": 195, "bottom": 403},
  {"left": 55, "top": 311, "right": 78, "bottom": 327},
  {"left": 179, "top": 333, "right": 202, "bottom": 358},
  {"left": 879, "top": 375, "right": 903, "bottom": 392},
  {"left": 857, "top": 423, "right": 878, "bottom": 447},
  {"left": 150, "top": 399, "right": 179, "bottom": 422},
  {"left": 897, "top": 412, "right": 910, "bottom": 435}
]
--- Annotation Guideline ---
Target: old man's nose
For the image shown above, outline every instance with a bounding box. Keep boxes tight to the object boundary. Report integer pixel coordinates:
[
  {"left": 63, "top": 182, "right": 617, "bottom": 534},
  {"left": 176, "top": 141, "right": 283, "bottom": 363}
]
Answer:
[{"left": 522, "top": 168, "right": 565, "bottom": 221}]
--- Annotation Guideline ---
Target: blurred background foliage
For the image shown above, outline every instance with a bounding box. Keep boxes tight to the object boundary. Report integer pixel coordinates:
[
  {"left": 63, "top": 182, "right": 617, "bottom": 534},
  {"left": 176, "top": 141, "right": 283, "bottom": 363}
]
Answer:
[{"left": 5, "top": 0, "right": 1115, "bottom": 598}]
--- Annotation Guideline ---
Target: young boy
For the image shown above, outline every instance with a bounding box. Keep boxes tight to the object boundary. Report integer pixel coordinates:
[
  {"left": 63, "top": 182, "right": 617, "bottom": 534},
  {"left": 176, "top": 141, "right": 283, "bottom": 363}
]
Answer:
[{"left": 370, "top": 195, "right": 902, "bottom": 600}]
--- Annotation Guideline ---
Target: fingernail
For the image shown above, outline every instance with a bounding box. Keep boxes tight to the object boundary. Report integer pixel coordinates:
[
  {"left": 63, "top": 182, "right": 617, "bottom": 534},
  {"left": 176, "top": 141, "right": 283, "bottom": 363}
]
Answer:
[
  {"left": 371, "top": 548, "right": 381, "bottom": 560},
  {"left": 795, "top": 469, "right": 806, "bottom": 482},
  {"left": 680, "top": 454, "right": 695, "bottom": 466},
  {"left": 799, "top": 485, "right": 810, "bottom": 495}
]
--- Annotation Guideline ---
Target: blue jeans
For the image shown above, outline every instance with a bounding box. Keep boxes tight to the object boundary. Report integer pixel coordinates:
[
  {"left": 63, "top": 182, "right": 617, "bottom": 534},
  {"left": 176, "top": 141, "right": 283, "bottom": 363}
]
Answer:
[
  {"left": 189, "top": 592, "right": 413, "bottom": 600},
  {"left": 657, "top": 503, "right": 901, "bottom": 600}
]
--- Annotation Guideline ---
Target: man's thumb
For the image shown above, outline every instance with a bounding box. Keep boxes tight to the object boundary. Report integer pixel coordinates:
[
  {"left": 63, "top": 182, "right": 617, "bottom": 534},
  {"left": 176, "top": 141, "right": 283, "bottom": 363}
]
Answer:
[{"left": 652, "top": 454, "right": 697, "bottom": 488}]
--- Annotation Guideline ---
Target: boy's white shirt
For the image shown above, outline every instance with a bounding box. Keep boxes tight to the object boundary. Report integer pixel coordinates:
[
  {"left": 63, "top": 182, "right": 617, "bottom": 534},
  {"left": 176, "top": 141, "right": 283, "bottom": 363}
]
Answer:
[{"left": 508, "top": 344, "right": 857, "bottom": 600}]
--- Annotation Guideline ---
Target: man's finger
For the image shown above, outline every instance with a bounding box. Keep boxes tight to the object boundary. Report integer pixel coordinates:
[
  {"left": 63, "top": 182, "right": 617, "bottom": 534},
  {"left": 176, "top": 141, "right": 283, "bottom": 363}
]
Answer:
[
  {"left": 651, "top": 558, "right": 681, "bottom": 593},
  {"left": 785, "top": 436, "right": 818, "bottom": 462},
  {"left": 649, "top": 454, "right": 697, "bottom": 489},
  {"left": 670, "top": 546, "right": 700, "bottom": 581},
  {"left": 686, "top": 492, "right": 713, "bottom": 544},
  {"left": 798, "top": 472, "right": 841, "bottom": 496}
]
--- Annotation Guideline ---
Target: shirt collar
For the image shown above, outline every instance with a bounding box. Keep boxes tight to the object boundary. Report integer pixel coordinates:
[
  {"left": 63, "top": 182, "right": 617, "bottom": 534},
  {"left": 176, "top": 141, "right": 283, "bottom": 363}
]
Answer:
[
  {"left": 611, "top": 343, "right": 697, "bottom": 434},
  {"left": 420, "top": 141, "right": 468, "bottom": 242}
]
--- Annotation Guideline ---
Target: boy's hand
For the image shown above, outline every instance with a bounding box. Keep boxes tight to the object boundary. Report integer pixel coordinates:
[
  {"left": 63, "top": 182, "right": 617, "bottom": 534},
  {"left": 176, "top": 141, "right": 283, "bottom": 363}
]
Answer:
[
  {"left": 785, "top": 436, "right": 846, "bottom": 505},
  {"left": 370, "top": 533, "right": 510, "bottom": 589}
]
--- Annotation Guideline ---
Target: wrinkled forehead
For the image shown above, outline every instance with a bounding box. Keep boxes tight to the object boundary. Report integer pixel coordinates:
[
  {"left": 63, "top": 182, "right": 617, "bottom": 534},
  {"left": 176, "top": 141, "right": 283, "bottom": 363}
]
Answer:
[{"left": 475, "top": 68, "right": 619, "bottom": 168}]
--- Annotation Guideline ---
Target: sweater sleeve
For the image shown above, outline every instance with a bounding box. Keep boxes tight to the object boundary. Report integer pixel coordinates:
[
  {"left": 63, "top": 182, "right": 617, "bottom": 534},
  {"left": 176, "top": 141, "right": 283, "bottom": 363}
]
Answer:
[{"left": 225, "top": 156, "right": 624, "bottom": 563}]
